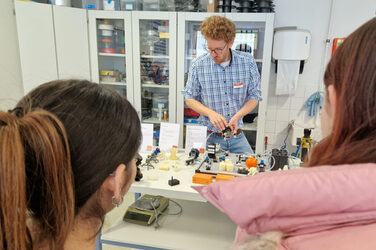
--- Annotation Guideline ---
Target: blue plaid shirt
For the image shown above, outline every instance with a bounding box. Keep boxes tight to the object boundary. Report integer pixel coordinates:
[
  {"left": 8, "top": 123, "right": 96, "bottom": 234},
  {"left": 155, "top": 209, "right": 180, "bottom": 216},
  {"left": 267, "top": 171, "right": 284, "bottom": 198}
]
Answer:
[{"left": 182, "top": 49, "right": 262, "bottom": 133}]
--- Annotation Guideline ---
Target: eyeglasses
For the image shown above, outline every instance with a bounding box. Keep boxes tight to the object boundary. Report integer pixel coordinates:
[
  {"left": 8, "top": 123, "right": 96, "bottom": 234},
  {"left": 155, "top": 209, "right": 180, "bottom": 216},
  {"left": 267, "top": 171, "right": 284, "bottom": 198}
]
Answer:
[{"left": 204, "top": 43, "right": 228, "bottom": 55}]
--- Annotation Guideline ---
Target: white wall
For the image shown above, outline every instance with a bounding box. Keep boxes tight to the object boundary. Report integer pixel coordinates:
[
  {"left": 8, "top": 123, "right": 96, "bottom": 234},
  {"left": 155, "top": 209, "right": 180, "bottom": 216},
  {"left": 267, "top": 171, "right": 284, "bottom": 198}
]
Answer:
[
  {"left": 0, "top": 0, "right": 23, "bottom": 110},
  {"left": 265, "top": 0, "right": 376, "bottom": 152}
]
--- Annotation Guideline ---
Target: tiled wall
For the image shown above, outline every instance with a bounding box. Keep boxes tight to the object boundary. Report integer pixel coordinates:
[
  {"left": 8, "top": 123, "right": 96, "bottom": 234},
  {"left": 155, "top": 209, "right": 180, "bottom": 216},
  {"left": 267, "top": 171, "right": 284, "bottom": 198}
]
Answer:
[
  {"left": 265, "top": 80, "right": 321, "bottom": 153},
  {"left": 263, "top": 0, "right": 333, "bottom": 153},
  {"left": 264, "top": 0, "right": 375, "bottom": 153}
]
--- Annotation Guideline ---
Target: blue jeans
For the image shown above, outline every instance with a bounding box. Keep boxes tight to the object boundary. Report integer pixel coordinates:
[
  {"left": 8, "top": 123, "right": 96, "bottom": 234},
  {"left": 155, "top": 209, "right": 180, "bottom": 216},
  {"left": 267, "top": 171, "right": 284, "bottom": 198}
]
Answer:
[{"left": 206, "top": 132, "right": 254, "bottom": 154}]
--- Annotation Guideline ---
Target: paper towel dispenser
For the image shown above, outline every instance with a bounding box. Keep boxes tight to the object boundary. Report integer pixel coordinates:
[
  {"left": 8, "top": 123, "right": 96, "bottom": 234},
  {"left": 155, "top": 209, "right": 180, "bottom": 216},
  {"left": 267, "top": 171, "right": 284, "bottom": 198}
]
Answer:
[{"left": 273, "top": 28, "right": 311, "bottom": 74}]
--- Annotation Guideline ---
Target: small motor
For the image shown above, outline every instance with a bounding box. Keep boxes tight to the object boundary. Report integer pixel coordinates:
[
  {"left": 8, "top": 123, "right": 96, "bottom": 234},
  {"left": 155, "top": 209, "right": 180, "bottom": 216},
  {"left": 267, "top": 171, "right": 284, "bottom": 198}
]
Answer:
[{"left": 185, "top": 148, "right": 200, "bottom": 165}]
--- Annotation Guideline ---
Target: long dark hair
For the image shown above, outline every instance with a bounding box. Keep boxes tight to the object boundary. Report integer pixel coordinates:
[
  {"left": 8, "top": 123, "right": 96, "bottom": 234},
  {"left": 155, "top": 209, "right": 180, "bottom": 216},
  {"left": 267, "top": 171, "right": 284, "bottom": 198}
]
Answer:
[
  {"left": 0, "top": 80, "right": 141, "bottom": 249},
  {"left": 309, "top": 18, "right": 376, "bottom": 166}
]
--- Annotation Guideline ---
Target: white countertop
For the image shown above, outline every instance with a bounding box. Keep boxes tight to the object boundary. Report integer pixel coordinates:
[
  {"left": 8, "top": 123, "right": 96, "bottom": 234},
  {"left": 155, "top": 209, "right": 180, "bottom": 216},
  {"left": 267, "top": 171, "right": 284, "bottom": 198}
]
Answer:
[{"left": 101, "top": 198, "right": 237, "bottom": 250}]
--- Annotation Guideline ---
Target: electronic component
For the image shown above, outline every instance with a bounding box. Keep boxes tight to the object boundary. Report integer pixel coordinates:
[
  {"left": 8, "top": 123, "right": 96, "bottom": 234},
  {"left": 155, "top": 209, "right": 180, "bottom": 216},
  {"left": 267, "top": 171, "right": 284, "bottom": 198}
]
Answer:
[
  {"left": 237, "top": 167, "right": 249, "bottom": 175},
  {"left": 185, "top": 148, "right": 200, "bottom": 165},
  {"left": 271, "top": 148, "right": 288, "bottom": 170},
  {"left": 168, "top": 176, "right": 180, "bottom": 186},
  {"left": 207, "top": 143, "right": 217, "bottom": 162},
  {"left": 235, "top": 154, "right": 242, "bottom": 165},
  {"left": 258, "top": 160, "right": 266, "bottom": 172}
]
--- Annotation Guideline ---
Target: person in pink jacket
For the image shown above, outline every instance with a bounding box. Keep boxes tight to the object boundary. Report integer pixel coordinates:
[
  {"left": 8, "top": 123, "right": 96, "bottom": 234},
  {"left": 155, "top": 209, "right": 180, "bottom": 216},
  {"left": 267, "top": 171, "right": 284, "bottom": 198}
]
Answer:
[{"left": 194, "top": 17, "right": 376, "bottom": 250}]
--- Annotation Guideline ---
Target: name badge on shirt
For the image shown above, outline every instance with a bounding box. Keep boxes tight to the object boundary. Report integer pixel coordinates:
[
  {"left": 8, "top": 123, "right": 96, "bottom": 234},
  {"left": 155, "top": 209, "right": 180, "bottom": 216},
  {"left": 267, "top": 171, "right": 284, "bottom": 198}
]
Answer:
[{"left": 233, "top": 82, "right": 243, "bottom": 88}]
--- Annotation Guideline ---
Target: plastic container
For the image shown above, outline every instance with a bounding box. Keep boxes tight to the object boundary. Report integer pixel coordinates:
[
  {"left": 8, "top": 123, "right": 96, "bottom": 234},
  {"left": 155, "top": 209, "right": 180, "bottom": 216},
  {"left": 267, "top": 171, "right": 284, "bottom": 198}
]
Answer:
[
  {"left": 83, "top": 0, "right": 102, "bottom": 9},
  {"left": 103, "top": 0, "right": 120, "bottom": 10},
  {"left": 98, "top": 23, "right": 116, "bottom": 53},
  {"left": 120, "top": 0, "right": 141, "bottom": 10},
  {"left": 152, "top": 94, "right": 168, "bottom": 109},
  {"left": 153, "top": 108, "right": 167, "bottom": 121}
]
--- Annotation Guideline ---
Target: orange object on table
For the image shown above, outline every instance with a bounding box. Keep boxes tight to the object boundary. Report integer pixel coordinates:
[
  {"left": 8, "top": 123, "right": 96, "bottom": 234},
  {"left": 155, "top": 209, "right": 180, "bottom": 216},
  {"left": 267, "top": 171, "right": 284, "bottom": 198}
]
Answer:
[
  {"left": 216, "top": 174, "right": 235, "bottom": 181},
  {"left": 192, "top": 173, "right": 213, "bottom": 185},
  {"left": 246, "top": 157, "right": 258, "bottom": 168}
]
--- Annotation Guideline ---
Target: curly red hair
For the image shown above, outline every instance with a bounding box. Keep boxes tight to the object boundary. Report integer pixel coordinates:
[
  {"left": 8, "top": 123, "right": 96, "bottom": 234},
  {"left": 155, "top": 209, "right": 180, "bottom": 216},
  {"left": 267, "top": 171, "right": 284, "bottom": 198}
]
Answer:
[{"left": 200, "top": 16, "right": 236, "bottom": 43}]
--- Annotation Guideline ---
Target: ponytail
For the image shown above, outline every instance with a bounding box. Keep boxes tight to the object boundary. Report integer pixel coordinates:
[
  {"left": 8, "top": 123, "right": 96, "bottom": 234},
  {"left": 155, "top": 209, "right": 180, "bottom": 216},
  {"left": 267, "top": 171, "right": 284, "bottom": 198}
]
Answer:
[
  {"left": 0, "top": 112, "right": 27, "bottom": 249},
  {"left": 0, "top": 109, "right": 75, "bottom": 249}
]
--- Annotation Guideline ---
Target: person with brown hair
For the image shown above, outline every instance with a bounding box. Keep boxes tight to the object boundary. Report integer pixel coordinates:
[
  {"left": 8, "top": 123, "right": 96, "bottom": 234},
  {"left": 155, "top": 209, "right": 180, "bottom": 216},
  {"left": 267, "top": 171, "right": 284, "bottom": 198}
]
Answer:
[
  {"left": 194, "top": 18, "right": 376, "bottom": 250},
  {"left": 308, "top": 17, "right": 376, "bottom": 167},
  {"left": 182, "top": 16, "right": 261, "bottom": 154},
  {"left": 0, "top": 80, "right": 141, "bottom": 249}
]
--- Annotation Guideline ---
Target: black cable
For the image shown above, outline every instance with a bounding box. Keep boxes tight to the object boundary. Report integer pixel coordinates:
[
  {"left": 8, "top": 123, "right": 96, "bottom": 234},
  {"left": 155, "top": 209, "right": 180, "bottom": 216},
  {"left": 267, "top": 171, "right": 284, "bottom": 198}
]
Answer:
[{"left": 132, "top": 197, "right": 183, "bottom": 229}]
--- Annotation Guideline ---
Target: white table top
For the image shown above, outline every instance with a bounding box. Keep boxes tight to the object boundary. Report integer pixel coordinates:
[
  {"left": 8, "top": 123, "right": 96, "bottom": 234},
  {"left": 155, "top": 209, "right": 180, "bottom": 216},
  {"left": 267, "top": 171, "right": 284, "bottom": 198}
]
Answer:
[
  {"left": 130, "top": 153, "right": 208, "bottom": 202},
  {"left": 101, "top": 198, "right": 237, "bottom": 250}
]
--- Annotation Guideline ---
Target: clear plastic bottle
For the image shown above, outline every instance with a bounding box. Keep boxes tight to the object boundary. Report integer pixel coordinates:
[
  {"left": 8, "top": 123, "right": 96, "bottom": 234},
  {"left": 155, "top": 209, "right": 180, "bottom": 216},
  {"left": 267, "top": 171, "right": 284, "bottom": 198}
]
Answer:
[{"left": 98, "top": 22, "right": 116, "bottom": 53}]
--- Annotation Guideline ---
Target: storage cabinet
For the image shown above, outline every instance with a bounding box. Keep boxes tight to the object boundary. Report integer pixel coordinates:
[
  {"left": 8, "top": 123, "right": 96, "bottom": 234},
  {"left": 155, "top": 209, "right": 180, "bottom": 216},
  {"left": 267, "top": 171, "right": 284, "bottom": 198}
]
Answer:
[
  {"left": 53, "top": 5, "right": 91, "bottom": 81},
  {"left": 15, "top": 1, "right": 90, "bottom": 94},
  {"left": 88, "top": 11, "right": 134, "bottom": 102},
  {"left": 15, "top": 1, "right": 58, "bottom": 94},
  {"left": 14, "top": 3, "right": 273, "bottom": 151},
  {"left": 176, "top": 12, "right": 274, "bottom": 153},
  {"left": 132, "top": 11, "right": 177, "bottom": 143}
]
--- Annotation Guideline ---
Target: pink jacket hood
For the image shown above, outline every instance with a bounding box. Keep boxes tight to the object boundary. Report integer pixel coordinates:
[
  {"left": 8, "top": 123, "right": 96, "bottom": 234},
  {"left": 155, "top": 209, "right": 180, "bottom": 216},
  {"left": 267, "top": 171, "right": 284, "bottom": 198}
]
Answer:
[{"left": 193, "top": 163, "right": 376, "bottom": 243}]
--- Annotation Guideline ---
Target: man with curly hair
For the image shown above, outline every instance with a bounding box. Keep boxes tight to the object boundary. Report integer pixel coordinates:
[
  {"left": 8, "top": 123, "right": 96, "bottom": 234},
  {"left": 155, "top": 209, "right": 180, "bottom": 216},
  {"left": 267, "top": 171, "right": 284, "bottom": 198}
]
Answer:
[{"left": 182, "top": 16, "right": 261, "bottom": 154}]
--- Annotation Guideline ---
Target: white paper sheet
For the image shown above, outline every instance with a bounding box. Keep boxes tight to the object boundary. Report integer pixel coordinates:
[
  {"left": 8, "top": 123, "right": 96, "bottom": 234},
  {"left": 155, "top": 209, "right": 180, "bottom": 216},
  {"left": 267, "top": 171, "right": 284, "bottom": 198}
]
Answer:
[
  {"left": 185, "top": 125, "right": 207, "bottom": 154},
  {"left": 159, "top": 122, "right": 180, "bottom": 151},
  {"left": 276, "top": 60, "right": 300, "bottom": 95},
  {"left": 140, "top": 123, "right": 154, "bottom": 152}
]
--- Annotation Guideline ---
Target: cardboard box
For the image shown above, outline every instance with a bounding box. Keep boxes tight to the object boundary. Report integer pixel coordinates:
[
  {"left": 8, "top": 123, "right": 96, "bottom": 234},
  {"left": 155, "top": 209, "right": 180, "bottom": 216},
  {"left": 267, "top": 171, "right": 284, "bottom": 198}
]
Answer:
[{"left": 207, "top": 0, "right": 218, "bottom": 12}]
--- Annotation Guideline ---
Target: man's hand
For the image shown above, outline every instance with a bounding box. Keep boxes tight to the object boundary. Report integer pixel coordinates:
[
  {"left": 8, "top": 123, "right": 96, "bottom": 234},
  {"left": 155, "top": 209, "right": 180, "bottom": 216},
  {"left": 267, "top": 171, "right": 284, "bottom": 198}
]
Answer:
[
  {"left": 208, "top": 111, "right": 228, "bottom": 131},
  {"left": 228, "top": 115, "right": 240, "bottom": 132}
]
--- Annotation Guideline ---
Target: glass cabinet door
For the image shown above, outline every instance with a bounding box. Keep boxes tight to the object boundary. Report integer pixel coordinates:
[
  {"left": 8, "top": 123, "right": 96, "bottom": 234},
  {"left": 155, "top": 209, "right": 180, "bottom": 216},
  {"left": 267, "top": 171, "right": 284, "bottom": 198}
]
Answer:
[
  {"left": 89, "top": 11, "right": 134, "bottom": 103},
  {"left": 225, "top": 13, "right": 274, "bottom": 153},
  {"left": 133, "top": 12, "right": 177, "bottom": 146},
  {"left": 176, "top": 13, "right": 224, "bottom": 148},
  {"left": 181, "top": 20, "right": 205, "bottom": 147},
  {"left": 177, "top": 13, "right": 274, "bottom": 152},
  {"left": 139, "top": 19, "right": 170, "bottom": 122}
]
